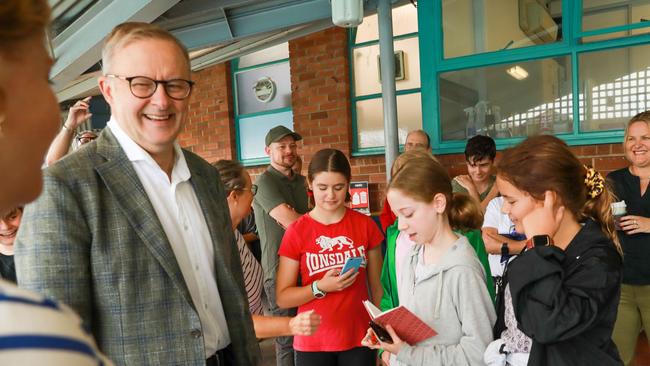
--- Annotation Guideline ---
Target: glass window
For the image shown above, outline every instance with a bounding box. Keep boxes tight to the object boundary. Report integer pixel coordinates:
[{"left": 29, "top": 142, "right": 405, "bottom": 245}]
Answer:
[
  {"left": 582, "top": 0, "right": 650, "bottom": 41},
  {"left": 235, "top": 61, "right": 292, "bottom": 115},
  {"left": 579, "top": 44, "right": 650, "bottom": 132},
  {"left": 356, "top": 93, "right": 422, "bottom": 148},
  {"left": 238, "top": 42, "right": 290, "bottom": 68},
  {"left": 443, "top": 0, "right": 562, "bottom": 58},
  {"left": 439, "top": 56, "right": 572, "bottom": 141},
  {"left": 238, "top": 111, "right": 294, "bottom": 160},
  {"left": 353, "top": 37, "right": 420, "bottom": 96},
  {"left": 354, "top": 4, "right": 418, "bottom": 44}
]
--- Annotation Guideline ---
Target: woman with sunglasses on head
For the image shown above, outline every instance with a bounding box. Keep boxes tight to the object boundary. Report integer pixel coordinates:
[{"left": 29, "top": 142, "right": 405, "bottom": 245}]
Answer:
[
  {"left": 609, "top": 112, "right": 650, "bottom": 365},
  {"left": 485, "top": 135, "right": 622, "bottom": 366},
  {"left": 0, "top": 1, "right": 111, "bottom": 364},
  {"left": 45, "top": 96, "right": 93, "bottom": 166},
  {"left": 213, "top": 159, "right": 321, "bottom": 338},
  {"left": 276, "top": 148, "right": 384, "bottom": 366}
]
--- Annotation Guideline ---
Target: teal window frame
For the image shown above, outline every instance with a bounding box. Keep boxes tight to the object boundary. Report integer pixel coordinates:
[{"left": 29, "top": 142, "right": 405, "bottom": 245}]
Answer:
[
  {"left": 418, "top": 0, "right": 650, "bottom": 154},
  {"left": 349, "top": 26, "right": 421, "bottom": 156},
  {"left": 232, "top": 57, "right": 291, "bottom": 166},
  {"left": 347, "top": 1, "right": 650, "bottom": 156}
]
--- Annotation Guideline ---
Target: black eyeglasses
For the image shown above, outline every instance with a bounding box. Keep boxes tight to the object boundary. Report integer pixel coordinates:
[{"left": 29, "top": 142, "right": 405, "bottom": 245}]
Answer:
[
  {"left": 105, "top": 74, "right": 194, "bottom": 100},
  {"left": 238, "top": 184, "right": 258, "bottom": 196}
]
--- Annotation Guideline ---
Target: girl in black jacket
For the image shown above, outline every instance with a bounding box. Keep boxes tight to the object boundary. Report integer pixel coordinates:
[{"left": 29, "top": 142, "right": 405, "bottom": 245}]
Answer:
[{"left": 484, "top": 135, "right": 623, "bottom": 366}]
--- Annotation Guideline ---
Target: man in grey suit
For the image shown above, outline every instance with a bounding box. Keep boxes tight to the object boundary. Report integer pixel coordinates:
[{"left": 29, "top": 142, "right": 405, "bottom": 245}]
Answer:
[{"left": 15, "top": 22, "right": 259, "bottom": 366}]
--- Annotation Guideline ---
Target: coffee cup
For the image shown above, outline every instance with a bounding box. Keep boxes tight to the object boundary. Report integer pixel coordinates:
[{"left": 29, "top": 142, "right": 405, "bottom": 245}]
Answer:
[{"left": 611, "top": 201, "right": 627, "bottom": 230}]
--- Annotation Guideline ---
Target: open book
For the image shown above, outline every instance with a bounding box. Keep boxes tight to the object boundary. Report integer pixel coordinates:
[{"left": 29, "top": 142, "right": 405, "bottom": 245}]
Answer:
[{"left": 363, "top": 300, "right": 437, "bottom": 345}]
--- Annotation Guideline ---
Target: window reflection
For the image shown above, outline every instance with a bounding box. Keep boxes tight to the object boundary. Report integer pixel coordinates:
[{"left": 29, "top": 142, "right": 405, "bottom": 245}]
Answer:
[
  {"left": 439, "top": 56, "right": 572, "bottom": 141},
  {"left": 443, "top": 0, "right": 562, "bottom": 58}
]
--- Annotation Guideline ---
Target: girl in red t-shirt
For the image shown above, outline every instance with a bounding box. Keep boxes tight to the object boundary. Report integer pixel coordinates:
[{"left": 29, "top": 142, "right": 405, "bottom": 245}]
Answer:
[{"left": 276, "top": 148, "right": 384, "bottom": 366}]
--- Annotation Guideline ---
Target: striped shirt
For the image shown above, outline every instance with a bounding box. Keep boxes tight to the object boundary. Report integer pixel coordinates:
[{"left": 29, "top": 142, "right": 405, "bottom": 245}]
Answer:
[
  {"left": 235, "top": 230, "right": 264, "bottom": 315},
  {"left": 0, "top": 279, "right": 113, "bottom": 365}
]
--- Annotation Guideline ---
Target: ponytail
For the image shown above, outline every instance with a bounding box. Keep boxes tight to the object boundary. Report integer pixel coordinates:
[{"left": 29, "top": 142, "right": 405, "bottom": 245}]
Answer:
[{"left": 583, "top": 171, "right": 621, "bottom": 255}]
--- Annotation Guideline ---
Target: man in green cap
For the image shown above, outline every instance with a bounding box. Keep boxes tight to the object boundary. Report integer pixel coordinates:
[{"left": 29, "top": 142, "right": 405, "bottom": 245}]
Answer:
[{"left": 253, "top": 125, "right": 309, "bottom": 366}]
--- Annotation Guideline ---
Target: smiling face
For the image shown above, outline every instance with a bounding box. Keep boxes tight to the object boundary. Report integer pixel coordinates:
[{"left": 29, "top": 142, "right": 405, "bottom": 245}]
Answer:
[
  {"left": 310, "top": 171, "right": 348, "bottom": 213},
  {"left": 0, "top": 35, "right": 59, "bottom": 210},
  {"left": 98, "top": 38, "right": 190, "bottom": 157},
  {"left": 387, "top": 188, "right": 445, "bottom": 244},
  {"left": 466, "top": 156, "right": 494, "bottom": 185},
  {"left": 0, "top": 207, "right": 23, "bottom": 249},
  {"left": 624, "top": 121, "right": 650, "bottom": 169},
  {"left": 496, "top": 176, "right": 540, "bottom": 234}
]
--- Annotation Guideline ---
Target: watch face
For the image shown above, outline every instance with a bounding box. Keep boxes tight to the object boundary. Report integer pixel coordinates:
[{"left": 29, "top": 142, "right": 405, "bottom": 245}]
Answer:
[
  {"left": 532, "top": 235, "right": 551, "bottom": 247},
  {"left": 253, "top": 76, "right": 276, "bottom": 103}
]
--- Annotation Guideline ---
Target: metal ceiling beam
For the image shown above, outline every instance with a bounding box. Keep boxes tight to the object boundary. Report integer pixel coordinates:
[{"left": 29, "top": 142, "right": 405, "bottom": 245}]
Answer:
[
  {"left": 51, "top": 0, "right": 180, "bottom": 92},
  {"left": 191, "top": 18, "right": 333, "bottom": 71},
  {"left": 171, "top": 0, "right": 332, "bottom": 50}
]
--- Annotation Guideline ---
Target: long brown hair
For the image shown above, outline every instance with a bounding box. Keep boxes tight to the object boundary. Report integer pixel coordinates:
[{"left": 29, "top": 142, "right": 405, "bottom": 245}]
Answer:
[
  {"left": 497, "top": 135, "right": 620, "bottom": 253},
  {"left": 388, "top": 154, "right": 482, "bottom": 230}
]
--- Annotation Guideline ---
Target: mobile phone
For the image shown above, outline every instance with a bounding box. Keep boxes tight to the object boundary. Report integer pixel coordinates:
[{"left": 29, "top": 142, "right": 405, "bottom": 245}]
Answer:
[
  {"left": 339, "top": 256, "right": 363, "bottom": 276},
  {"left": 369, "top": 320, "right": 393, "bottom": 344}
]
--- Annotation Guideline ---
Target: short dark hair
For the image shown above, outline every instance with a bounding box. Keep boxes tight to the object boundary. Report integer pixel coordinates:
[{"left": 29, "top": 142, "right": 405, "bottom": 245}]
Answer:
[{"left": 465, "top": 135, "right": 496, "bottom": 163}]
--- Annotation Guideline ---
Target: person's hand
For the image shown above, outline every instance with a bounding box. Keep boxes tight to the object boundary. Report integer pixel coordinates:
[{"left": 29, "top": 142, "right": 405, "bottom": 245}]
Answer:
[
  {"left": 454, "top": 175, "right": 478, "bottom": 196},
  {"left": 521, "top": 191, "right": 565, "bottom": 239},
  {"left": 361, "top": 325, "right": 405, "bottom": 357},
  {"left": 482, "top": 230, "right": 504, "bottom": 254},
  {"left": 620, "top": 215, "right": 649, "bottom": 235},
  {"left": 289, "top": 310, "right": 321, "bottom": 336},
  {"left": 64, "top": 96, "right": 92, "bottom": 130},
  {"left": 316, "top": 267, "right": 359, "bottom": 293},
  {"left": 381, "top": 349, "right": 391, "bottom": 366}
]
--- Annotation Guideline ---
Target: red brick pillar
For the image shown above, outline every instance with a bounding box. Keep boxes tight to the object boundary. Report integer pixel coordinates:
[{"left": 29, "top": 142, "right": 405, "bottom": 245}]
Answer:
[
  {"left": 179, "top": 62, "right": 236, "bottom": 162},
  {"left": 289, "top": 27, "right": 353, "bottom": 161}
]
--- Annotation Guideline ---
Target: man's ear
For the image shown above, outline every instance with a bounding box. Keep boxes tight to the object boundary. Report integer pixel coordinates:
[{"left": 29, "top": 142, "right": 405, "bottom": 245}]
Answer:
[
  {"left": 264, "top": 145, "right": 271, "bottom": 156},
  {"left": 432, "top": 193, "right": 447, "bottom": 214},
  {"left": 98, "top": 76, "right": 115, "bottom": 106}
]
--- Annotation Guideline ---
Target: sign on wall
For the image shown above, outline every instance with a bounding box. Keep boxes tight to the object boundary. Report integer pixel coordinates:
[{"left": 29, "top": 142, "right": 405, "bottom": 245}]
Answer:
[{"left": 349, "top": 181, "right": 370, "bottom": 215}]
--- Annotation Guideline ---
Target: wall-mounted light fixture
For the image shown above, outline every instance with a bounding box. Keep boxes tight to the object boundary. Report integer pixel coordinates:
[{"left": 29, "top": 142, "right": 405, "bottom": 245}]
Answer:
[{"left": 506, "top": 65, "right": 529, "bottom": 80}]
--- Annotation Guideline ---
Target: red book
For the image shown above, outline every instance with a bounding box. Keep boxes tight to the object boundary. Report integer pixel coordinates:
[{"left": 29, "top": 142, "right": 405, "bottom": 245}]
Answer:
[{"left": 363, "top": 300, "right": 437, "bottom": 345}]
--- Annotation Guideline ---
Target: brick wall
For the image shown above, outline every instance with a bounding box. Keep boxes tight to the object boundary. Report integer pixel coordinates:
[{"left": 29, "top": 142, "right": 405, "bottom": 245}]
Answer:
[
  {"left": 178, "top": 27, "right": 629, "bottom": 214},
  {"left": 179, "top": 62, "right": 236, "bottom": 162}
]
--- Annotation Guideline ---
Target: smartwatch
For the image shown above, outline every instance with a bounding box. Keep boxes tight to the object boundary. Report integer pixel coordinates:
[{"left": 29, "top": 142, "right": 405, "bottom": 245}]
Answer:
[
  {"left": 501, "top": 242, "right": 509, "bottom": 256},
  {"left": 526, "top": 234, "right": 553, "bottom": 249},
  {"left": 311, "top": 280, "right": 326, "bottom": 299}
]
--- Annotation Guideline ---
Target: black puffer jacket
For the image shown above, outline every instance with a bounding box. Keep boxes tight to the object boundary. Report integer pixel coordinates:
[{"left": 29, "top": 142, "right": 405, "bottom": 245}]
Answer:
[{"left": 507, "top": 219, "right": 623, "bottom": 366}]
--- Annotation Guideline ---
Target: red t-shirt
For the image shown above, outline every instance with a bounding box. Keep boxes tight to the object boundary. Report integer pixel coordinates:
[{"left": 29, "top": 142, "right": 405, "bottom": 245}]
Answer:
[{"left": 279, "top": 208, "right": 384, "bottom": 352}]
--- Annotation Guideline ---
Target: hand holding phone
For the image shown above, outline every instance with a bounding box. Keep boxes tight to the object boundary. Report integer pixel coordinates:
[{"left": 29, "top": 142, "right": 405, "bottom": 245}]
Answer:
[
  {"left": 369, "top": 320, "right": 393, "bottom": 344},
  {"left": 339, "top": 256, "right": 363, "bottom": 276}
]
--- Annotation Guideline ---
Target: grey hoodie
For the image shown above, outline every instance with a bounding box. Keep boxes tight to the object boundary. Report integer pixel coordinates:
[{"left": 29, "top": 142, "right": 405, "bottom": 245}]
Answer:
[{"left": 392, "top": 235, "right": 496, "bottom": 366}]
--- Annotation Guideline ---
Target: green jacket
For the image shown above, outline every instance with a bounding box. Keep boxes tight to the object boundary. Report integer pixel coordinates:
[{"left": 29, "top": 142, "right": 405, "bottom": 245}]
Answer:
[{"left": 379, "top": 221, "right": 495, "bottom": 312}]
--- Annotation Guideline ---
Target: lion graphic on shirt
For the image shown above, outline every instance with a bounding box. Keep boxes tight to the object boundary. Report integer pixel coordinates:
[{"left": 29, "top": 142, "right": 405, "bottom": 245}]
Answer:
[{"left": 316, "top": 235, "right": 354, "bottom": 252}]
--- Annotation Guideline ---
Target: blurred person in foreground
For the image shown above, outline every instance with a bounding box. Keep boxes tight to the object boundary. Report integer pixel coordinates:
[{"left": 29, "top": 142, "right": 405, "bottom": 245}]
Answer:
[
  {"left": 0, "top": 0, "right": 111, "bottom": 364},
  {"left": 15, "top": 21, "right": 258, "bottom": 365}
]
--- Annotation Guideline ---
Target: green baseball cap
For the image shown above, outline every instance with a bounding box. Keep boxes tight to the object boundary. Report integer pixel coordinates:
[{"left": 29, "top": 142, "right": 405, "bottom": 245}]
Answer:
[{"left": 265, "top": 125, "right": 302, "bottom": 146}]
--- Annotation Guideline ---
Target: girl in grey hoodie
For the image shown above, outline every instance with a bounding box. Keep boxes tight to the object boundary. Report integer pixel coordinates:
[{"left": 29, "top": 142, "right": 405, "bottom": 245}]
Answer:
[{"left": 362, "top": 155, "right": 496, "bottom": 365}]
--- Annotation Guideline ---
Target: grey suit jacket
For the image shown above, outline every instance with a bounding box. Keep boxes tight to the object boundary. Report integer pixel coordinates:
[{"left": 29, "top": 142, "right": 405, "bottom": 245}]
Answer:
[{"left": 15, "top": 129, "right": 260, "bottom": 366}]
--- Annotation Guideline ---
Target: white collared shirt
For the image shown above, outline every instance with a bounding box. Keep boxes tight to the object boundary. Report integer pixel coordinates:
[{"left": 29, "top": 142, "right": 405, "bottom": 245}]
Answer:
[{"left": 108, "top": 118, "right": 230, "bottom": 357}]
